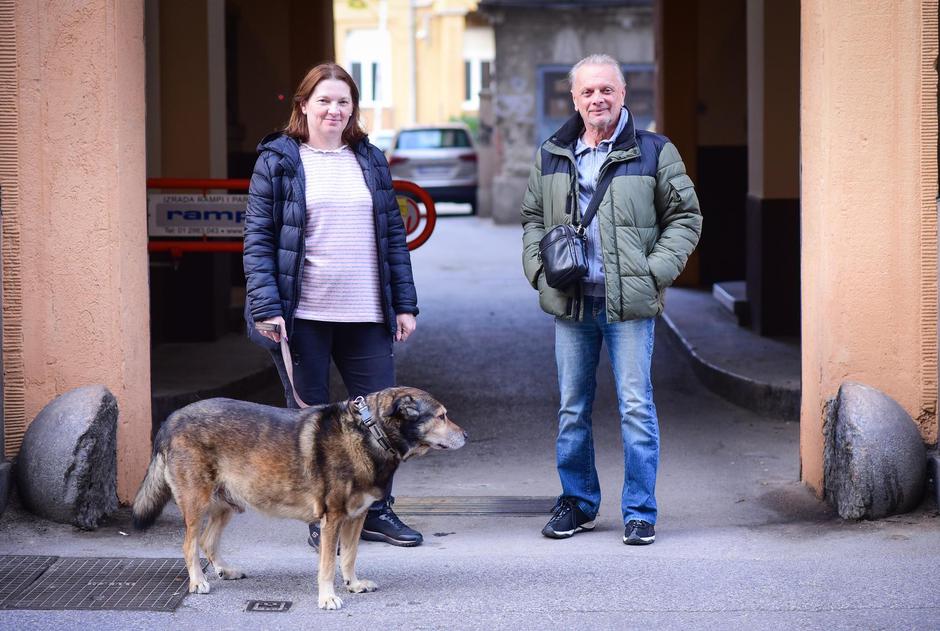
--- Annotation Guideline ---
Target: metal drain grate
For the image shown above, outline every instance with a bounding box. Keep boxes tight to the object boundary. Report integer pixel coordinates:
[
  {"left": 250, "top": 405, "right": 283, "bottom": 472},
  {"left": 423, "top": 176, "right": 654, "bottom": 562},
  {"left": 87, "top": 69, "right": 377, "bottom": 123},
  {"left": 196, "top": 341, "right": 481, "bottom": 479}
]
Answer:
[
  {"left": 0, "top": 556, "right": 59, "bottom": 604},
  {"left": 1, "top": 557, "right": 206, "bottom": 612},
  {"left": 393, "top": 496, "right": 554, "bottom": 515}
]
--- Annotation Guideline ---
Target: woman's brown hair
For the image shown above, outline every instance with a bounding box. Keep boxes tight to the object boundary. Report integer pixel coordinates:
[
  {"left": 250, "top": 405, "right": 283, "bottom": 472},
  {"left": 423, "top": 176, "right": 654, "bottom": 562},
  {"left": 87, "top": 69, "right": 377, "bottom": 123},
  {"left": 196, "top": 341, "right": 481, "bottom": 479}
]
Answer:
[{"left": 283, "top": 63, "right": 367, "bottom": 146}]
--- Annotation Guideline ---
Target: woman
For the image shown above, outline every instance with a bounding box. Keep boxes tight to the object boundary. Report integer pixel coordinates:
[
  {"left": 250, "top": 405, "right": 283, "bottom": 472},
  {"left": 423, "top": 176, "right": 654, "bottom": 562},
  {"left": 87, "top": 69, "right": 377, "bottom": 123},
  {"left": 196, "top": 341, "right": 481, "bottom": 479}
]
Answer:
[{"left": 243, "top": 63, "right": 421, "bottom": 549}]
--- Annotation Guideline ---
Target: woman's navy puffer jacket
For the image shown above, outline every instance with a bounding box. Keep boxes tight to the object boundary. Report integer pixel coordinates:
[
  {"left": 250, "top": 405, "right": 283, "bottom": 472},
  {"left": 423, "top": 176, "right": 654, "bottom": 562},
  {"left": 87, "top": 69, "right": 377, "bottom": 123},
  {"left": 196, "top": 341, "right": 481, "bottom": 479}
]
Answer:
[{"left": 243, "top": 132, "right": 418, "bottom": 340}]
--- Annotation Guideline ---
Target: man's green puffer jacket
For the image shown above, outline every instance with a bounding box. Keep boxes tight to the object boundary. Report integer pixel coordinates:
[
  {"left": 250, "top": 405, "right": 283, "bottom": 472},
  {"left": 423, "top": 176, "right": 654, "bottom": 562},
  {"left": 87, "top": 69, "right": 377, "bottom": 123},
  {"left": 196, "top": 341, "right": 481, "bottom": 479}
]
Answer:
[{"left": 521, "top": 110, "right": 702, "bottom": 322}]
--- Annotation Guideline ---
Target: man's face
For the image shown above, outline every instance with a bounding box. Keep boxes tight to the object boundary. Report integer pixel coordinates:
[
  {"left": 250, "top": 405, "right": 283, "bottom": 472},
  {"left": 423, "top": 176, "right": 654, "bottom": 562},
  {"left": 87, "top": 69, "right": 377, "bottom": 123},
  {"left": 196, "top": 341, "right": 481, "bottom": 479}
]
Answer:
[{"left": 571, "top": 64, "right": 626, "bottom": 132}]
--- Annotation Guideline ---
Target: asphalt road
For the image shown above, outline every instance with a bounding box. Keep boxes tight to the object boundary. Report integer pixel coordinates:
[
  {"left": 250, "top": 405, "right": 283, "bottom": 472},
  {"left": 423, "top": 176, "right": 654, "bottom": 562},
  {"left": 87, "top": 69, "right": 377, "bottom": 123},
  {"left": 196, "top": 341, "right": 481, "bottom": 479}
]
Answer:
[{"left": 1, "top": 218, "right": 938, "bottom": 630}]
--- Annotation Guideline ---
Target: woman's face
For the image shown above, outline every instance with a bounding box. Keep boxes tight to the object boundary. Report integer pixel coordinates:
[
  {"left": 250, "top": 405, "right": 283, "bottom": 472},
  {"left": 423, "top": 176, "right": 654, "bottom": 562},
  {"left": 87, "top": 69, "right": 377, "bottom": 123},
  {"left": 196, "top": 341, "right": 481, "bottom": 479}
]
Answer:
[{"left": 301, "top": 78, "right": 354, "bottom": 143}]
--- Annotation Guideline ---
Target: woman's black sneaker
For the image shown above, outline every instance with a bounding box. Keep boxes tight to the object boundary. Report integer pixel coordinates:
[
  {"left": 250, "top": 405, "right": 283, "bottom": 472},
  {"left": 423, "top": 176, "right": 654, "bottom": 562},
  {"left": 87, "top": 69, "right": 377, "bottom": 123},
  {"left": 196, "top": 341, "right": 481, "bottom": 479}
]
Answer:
[
  {"left": 361, "top": 506, "right": 423, "bottom": 547},
  {"left": 306, "top": 523, "right": 345, "bottom": 554},
  {"left": 541, "top": 498, "right": 595, "bottom": 539},
  {"left": 307, "top": 522, "right": 321, "bottom": 551},
  {"left": 623, "top": 519, "right": 655, "bottom": 545}
]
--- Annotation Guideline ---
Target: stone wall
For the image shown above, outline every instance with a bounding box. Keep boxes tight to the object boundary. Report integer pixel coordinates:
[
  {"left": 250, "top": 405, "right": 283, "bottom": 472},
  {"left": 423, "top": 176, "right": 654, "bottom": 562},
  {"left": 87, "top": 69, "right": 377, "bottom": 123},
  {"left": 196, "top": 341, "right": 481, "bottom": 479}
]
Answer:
[{"left": 481, "top": 3, "right": 653, "bottom": 223}]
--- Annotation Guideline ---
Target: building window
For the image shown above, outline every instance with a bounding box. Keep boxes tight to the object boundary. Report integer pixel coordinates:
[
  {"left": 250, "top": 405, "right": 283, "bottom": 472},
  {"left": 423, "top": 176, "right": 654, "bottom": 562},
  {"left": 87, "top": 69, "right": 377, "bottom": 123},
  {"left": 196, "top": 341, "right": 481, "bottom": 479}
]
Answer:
[
  {"left": 462, "top": 26, "right": 495, "bottom": 111},
  {"left": 464, "top": 61, "right": 472, "bottom": 102},
  {"left": 371, "top": 62, "right": 380, "bottom": 102},
  {"left": 351, "top": 62, "right": 362, "bottom": 93},
  {"left": 345, "top": 29, "right": 390, "bottom": 107},
  {"left": 481, "top": 61, "right": 492, "bottom": 91},
  {"left": 462, "top": 58, "right": 493, "bottom": 110}
]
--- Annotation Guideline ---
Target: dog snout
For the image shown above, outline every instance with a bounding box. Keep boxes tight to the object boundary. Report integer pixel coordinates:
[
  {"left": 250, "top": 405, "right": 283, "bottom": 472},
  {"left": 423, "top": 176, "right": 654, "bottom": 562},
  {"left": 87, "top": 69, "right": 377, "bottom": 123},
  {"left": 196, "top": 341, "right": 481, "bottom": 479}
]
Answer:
[{"left": 448, "top": 422, "right": 467, "bottom": 449}]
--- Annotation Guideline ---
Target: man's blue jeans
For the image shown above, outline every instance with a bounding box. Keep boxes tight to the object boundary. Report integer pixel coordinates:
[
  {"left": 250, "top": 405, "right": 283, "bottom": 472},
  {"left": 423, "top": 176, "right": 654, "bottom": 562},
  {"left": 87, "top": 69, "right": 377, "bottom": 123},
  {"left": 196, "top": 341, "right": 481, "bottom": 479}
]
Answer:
[{"left": 554, "top": 295, "right": 659, "bottom": 525}]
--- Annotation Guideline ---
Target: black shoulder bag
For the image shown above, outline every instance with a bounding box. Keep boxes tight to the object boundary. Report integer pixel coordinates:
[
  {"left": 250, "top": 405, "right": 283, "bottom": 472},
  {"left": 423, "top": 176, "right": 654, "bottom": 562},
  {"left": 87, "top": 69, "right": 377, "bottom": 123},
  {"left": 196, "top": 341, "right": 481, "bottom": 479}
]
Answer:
[{"left": 538, "top": 165, "right": 617, "bottom": 290}]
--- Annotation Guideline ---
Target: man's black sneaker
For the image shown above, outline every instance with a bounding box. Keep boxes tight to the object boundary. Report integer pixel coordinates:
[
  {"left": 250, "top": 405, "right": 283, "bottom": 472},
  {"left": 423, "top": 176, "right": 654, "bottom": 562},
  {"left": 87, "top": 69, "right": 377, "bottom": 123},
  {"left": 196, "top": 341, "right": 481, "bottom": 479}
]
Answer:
[
  {"left": 623, "top": 519, "right": 655, "bottom": 545},
  {"left": 361, "top": 506, "right": 423, "bottom": 547},
  {"left": 541, "top": 498, "right": 595, "bottom": 539}
]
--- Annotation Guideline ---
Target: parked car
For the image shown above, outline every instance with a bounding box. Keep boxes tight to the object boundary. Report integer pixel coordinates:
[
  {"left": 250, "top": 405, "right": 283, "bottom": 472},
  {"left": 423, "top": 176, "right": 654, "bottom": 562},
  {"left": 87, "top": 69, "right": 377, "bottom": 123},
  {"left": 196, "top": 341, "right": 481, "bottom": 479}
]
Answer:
[
  {"left": 370, "top": 129, "right": 396, "bottom": 156},
  {"left": 388, "top": 124, "right": 478, "bottom": 214}
]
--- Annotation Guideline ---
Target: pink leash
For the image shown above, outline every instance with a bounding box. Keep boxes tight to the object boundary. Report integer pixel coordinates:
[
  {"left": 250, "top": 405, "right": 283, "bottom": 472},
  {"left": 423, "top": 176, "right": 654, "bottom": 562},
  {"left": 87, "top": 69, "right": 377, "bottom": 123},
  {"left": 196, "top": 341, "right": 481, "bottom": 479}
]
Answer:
[{"left": 256, "top": 321, "right": 309, "bottom": 408}]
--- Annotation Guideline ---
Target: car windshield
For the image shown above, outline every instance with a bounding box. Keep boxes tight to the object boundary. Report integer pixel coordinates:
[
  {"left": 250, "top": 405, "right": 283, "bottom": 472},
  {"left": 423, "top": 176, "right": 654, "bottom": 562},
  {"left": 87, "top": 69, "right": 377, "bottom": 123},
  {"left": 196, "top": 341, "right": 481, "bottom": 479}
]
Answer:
[
  {"left": 396, "top": 129, "right": 471, "bottom": 150},
  {"left": 372, "top": 134, "right": 393, "bottom": 152}
]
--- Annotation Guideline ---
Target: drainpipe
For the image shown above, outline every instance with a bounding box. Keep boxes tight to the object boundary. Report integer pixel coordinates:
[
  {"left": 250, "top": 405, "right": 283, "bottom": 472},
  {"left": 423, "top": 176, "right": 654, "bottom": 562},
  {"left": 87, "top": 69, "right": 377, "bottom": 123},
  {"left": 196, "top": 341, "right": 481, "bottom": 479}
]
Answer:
[
  {"left": 373, "top": 0, "right": 387, "bottom": 131},
  {"left": 408, "top": 0, "right": 417, "bottom": 124}
]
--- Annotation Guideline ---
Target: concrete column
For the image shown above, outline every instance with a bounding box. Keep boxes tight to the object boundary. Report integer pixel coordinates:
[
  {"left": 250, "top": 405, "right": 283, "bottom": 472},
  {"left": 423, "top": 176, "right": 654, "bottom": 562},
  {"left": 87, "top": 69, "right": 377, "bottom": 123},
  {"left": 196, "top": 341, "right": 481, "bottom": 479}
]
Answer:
[
  {"left": 288, "top": 0, "right": 334, "bottom": 91},
  {"left": 150, "top": 0, "right": 228, "bottom": 347},
  {"left": 145, "top": 0, "right": 162, "bottom": 177},
  {"left": 0, "top": 0, "right": 24, "bottom": 460},
  {"left": 159, "top": 0, "right": 210, "bottom": 177},
  {"left": 654, "top": 0, "right": 698, "bottom": 181},
  {"left": 9, "top": 0, "right": 150, "bottom": 502},
  {"left": 694, "top": 0, "right": 748, "bottom": 286},
  {"left": 745, "top": 0, "right": 800, "bottom": 336},
  {"left": 654, "top": 0, "right": 700, "bottom": 284},
  {"left": 801, "top": 0, "right": 938, "bottom": 493},
  {"left": 207, "top": 0, "right": 227, "bottom": 179}
]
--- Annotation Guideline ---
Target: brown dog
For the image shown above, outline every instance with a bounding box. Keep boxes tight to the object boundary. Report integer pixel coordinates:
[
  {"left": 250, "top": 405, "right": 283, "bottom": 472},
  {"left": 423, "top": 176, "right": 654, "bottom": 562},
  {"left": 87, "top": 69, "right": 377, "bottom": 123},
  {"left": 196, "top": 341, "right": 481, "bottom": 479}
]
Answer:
[{"left": 131, "top": 387, "right": 466, "bottom": 610}]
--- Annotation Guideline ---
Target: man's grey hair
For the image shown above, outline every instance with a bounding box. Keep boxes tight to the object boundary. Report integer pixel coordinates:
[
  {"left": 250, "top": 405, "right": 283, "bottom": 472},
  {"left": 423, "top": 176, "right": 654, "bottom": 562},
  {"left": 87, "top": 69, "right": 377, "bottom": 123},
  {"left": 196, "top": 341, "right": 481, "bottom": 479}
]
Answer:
[{"left": 568, "top": 54, "right": 626, "bottom": 88}]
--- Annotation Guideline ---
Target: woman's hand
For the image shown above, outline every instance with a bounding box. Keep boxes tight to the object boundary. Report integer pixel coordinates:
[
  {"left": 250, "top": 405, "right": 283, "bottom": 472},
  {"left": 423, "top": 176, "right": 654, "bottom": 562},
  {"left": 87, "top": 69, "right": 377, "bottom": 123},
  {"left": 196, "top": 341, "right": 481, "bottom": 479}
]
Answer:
[
  {"left": 257, "top": 315, "right": 287, "bottom": 343},
  {"left": 395, "top": 313, "right": 416, "bottom": 342}
]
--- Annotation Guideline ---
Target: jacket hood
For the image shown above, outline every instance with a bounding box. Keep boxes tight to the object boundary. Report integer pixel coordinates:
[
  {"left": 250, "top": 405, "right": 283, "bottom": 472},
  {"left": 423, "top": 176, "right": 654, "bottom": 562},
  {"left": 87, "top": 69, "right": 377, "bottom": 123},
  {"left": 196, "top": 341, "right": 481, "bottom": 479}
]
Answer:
[
  {"left": 256, "top": 133, "right": 301, "bottom": 173},
  {"left": 550, "top": 108, "right": 638, "bottom": 153},
  {"left": 257, "top": 131, "right": 298, "bottom": 154}
]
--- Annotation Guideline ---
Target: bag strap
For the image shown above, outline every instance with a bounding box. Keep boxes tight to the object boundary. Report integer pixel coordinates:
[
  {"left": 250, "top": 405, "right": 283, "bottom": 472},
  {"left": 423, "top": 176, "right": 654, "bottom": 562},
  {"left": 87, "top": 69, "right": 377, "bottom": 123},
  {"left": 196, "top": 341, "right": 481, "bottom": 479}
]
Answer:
[{"left": 576, "top": 163, "right": 618, "bottom": 233}]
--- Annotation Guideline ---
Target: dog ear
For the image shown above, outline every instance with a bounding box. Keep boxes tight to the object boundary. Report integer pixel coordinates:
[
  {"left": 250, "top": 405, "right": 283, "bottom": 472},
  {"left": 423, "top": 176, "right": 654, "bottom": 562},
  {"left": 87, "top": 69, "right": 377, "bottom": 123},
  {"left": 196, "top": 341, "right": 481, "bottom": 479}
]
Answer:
[{"left": 392, "top": 395, "right": 421, "bottom": 421}]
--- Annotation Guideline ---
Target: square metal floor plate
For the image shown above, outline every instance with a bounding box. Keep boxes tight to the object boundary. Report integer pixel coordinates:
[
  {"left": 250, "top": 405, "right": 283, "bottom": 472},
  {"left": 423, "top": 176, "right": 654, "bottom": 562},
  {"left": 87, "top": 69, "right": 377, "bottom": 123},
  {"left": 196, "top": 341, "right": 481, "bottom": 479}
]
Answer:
[
  {"left": 0, "top": 556, "right": 203, "bottom": 612},
  {"left": 246, "top": 599, "right": 292, "bottom": 612}
]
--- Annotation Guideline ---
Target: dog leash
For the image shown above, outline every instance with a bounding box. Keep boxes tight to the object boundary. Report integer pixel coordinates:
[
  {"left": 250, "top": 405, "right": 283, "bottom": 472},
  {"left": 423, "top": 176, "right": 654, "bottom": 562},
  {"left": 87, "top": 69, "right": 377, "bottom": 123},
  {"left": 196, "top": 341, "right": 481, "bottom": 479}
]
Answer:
[
  {"left": 278, "top": 336, "right": 310, "bottom": 409},
  {"left": 254, "top": 321, "right": 310, "bottom": 408},
  {"left": 256, "top": 321, "right": 397, "bottom": 454}
]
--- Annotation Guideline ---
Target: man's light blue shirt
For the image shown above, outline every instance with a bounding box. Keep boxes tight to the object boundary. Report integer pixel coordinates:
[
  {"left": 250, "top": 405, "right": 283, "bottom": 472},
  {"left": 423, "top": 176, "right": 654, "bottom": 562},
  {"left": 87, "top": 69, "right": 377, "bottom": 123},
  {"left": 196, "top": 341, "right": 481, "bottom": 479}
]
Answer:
[{"left": 575, "top": 107, "right": 628, "bottom": 297}]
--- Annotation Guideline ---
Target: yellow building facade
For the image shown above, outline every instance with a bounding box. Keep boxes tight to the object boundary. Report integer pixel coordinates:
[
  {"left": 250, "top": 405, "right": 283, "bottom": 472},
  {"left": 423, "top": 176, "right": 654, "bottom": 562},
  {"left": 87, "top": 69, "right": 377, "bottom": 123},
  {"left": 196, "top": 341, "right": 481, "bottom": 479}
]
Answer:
[{"left": 333, "top": 0, "right": 494, "bottom": 133}]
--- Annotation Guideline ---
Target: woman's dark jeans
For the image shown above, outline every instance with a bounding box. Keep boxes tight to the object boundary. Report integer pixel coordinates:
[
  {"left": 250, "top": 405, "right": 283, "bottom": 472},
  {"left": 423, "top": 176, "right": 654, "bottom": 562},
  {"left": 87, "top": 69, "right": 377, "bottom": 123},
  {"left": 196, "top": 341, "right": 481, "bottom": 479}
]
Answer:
[{"left": 270, "top": 319, "right": 396, "bottom": 509}]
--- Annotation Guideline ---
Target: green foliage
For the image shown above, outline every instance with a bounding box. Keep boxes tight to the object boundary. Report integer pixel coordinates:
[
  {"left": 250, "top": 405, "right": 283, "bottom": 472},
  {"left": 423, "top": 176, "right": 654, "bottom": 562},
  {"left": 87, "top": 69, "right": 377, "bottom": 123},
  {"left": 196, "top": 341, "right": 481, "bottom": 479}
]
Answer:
[{"left": 450, "top": 114, "right": 480, "bottom": 140}]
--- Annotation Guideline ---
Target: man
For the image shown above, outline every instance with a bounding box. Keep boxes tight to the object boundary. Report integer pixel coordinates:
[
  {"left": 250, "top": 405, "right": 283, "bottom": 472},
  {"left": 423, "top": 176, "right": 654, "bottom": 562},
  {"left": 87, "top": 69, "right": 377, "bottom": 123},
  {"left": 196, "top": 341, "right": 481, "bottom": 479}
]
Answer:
[{"left": 521, "top": 54, "right": 702, "bottom": 545}]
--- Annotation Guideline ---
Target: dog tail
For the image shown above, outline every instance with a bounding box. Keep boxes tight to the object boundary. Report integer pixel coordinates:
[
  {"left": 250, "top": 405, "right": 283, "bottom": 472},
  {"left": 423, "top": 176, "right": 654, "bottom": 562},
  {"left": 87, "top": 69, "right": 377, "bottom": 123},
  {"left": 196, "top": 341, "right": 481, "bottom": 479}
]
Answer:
[{"left": 132, "top": 451, "right": 171, "bottom": 530}]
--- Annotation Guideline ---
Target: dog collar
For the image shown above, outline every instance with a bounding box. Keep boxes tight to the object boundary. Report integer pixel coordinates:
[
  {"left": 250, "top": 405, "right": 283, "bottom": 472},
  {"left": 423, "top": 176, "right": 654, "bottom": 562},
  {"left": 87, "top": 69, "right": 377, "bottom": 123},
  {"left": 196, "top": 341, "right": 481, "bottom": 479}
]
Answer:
[{"left": 353, "top": 396, "right": 398, "bottom": 456}]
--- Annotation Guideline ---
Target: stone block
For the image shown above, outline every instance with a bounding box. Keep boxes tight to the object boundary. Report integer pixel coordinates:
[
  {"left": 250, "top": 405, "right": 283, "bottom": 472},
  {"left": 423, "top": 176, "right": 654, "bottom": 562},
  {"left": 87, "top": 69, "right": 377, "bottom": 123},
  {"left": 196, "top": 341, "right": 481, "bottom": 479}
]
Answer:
[
  {"left": 492, "top": 173, "right": 529, "bottom": 224},
  {"left": 15, "top": 385, "right": 118, "bottom": 529},
  {"left": 824, "top": 381, "right": 926, "bottom": 519}
]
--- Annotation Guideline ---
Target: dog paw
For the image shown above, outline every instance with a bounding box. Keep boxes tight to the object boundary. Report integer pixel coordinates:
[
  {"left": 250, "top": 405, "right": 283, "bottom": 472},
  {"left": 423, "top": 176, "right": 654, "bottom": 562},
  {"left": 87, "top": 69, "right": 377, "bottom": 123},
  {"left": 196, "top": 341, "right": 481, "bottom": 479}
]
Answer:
[
  {"left": 216, "top": 567, "right": 247, "bottom": 580},
  {"left": 189, "top": 579, "right": 210, "bottom": 594},
  {"left": 318, "top": 594, "right": 343, "bottom": 610},
  {"left": 345, "top": 579, "right": 377, "bottom": 593}
]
